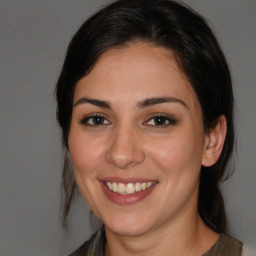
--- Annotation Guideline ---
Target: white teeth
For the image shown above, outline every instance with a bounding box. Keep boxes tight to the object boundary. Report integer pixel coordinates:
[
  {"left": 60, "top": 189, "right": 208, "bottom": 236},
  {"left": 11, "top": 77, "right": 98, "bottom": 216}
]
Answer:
[
  {"left": 112, "top": 182, "right": 118, "bottom": 192},
  {"left": 147, "top": 182, "right": 153, "bottom": 187},
  {"left": 117, "top": 183, "right": 126, "bottom": 194},
  {"left": 126, "top": 183, "right": 135, "bottom": 194},
  {"left": 106, "top": 182, "right": 112, "bottom": 190},
  {"left": 105, "top": 181, "right": 155, "bottom": 195},
  {"left": 141, "top": 182, "right": 147, "bottom": 190},
  {"left": 135, "top": 182, "right": 142, "bottom": 192}
]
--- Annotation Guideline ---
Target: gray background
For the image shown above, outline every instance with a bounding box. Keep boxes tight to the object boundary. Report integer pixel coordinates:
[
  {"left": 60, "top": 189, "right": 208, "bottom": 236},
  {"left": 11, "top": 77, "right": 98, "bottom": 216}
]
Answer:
[{"left": 0, "top": 0, "right": 255, "bottom": 255}]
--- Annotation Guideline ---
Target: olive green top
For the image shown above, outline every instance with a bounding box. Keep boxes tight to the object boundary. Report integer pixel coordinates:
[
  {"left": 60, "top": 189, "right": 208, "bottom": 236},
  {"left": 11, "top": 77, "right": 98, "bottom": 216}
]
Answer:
[{"left": 69, "top": 227, "right": 242, "bottom": 256}]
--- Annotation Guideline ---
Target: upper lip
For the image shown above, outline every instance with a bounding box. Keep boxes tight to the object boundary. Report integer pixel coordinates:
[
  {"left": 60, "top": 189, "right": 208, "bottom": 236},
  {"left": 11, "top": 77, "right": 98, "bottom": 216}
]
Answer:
[{"left": 99, "top": 177, "right": 158, "bottom": 184}]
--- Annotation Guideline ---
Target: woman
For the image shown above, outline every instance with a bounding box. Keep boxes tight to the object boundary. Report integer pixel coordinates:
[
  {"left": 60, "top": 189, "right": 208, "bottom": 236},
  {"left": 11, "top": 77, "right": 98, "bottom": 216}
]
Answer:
[{"left": 56, "top": 0, "right": 242, "bottom": 255}]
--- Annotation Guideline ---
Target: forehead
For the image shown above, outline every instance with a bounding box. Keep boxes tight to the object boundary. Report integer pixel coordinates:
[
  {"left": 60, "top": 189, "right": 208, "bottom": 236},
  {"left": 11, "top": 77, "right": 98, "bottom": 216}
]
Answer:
[{"left": 74, "top": 43, "right": 198, "bottom": 107}]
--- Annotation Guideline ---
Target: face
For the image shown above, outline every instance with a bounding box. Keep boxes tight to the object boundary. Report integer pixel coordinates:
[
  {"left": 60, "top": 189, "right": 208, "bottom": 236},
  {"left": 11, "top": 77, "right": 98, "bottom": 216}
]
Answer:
[{"left": 68, "top": 43, "right": 209, "bottom": 237}]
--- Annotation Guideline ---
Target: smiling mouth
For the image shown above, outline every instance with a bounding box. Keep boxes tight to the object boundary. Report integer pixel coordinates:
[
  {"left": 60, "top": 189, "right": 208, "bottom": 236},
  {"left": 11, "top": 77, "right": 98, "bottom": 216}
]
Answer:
[{"left": 104, "top": 181, "right": 157, "bottom": 195}]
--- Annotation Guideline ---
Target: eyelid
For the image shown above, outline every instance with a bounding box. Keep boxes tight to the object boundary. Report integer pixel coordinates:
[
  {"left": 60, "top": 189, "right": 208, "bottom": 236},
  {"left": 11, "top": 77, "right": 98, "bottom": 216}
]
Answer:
[
  {"left": 143, "top": 113, "right": 177, "bottom": 127},
  {"left": 78, "top": 112, "right": 177, "bottom": 128},
  {"left": 79, "top": 113, "right": 111, "bottom": 126}
]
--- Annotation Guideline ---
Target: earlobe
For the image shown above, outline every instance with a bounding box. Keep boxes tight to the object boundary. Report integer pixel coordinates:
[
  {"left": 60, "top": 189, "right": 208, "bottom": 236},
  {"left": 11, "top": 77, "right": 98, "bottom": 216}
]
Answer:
[{"left": 202, "top": 115, "right": 227, "bottom": 167}]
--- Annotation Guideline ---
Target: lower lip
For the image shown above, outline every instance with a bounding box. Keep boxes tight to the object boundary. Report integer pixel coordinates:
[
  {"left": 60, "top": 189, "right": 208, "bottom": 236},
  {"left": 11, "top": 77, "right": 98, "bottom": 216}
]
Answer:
[{"left": 100, "top": 182, "right": 157, "bottom": 205}]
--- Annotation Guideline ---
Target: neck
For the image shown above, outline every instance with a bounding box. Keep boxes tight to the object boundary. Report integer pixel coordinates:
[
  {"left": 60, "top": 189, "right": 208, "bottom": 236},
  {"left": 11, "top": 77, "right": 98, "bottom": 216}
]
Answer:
[{"left": 104, "top": 213, "right": 219, "bottom": 256}]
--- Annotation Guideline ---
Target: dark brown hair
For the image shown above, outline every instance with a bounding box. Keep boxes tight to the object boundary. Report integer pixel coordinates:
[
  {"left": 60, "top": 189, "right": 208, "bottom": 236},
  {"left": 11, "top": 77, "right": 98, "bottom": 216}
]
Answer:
[{"left": 56, "top": 0, "right": 234, "bottom": 232}]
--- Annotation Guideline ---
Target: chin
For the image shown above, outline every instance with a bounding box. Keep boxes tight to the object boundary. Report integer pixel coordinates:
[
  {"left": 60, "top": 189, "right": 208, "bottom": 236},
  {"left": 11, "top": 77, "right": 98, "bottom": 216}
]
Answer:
[{"left": 104, "top": 212, "right": 154, "bottom": 237}]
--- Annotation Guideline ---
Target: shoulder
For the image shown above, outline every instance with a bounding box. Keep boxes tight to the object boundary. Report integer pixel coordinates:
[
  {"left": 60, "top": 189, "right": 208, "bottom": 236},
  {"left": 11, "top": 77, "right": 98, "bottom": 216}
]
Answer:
[
  {"left": 68, "top": 227, "right": 105, "bottom": 256},
  {"left": 204, "top": 233, "right": 243, "bottom": 256}
]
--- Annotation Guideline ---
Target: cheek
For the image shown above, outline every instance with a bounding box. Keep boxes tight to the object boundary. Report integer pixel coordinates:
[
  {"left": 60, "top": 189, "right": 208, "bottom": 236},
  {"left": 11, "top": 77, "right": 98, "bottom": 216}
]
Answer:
[
  {"left": 68, "top": 129, "right": 105, "bottom": 174},
  {"left": 146, "top": 130, "right": 204, "bottom": 176},
  {"left": 153, "top": 139, "right": 182, "bottom": 165}
]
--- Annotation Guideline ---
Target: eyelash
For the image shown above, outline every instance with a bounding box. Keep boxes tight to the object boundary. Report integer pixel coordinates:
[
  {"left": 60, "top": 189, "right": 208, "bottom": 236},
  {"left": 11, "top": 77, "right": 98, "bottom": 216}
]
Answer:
[
  {"left": 79, "top": 114, "right": 111, "bottom": 126},
  {"left": 144, "top": 114, "right": 177, "bottom": 127},
  {"left": 79, "top": 114, "right": 177, "bottom": 128}
]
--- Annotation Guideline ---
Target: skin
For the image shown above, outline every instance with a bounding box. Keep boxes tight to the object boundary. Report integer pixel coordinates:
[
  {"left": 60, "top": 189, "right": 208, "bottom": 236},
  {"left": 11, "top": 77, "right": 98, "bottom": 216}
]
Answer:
[{"left": 68, "top": 43, "right": 227, "bottom": 256}]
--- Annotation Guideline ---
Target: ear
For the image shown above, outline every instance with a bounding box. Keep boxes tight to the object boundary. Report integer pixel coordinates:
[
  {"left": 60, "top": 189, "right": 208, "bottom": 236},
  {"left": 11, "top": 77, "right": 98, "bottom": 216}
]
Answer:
[{"left": 202, "top": 115, "right": 227, "bottom": 167}]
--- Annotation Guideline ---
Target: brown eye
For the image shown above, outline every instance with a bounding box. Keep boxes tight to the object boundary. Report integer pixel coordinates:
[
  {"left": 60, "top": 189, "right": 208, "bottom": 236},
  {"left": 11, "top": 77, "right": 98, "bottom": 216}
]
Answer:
[
  {"left": 144, "top": 115, "right": 177, "bottom": 127},
  {"left": 91, "top": 116, "right": 105, "bottom": 125},
  {"left": 80, "top": 115, "right": 111, "bottom": 126},
  {"left": 153, "top": 116, "right": 169, "bottom": 125}
]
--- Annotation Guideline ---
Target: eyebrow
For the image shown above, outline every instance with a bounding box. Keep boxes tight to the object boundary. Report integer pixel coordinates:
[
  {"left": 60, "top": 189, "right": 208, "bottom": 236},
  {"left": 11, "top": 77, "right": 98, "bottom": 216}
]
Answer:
[
  {"left": 138, "top": 97, "right": 188, "bottom": 109},
  {"left": 74, "top": 96, "right": 187, "bottom": 109},
  {"left": 74, "top": 97, "right": 111, "bottom": 109}
]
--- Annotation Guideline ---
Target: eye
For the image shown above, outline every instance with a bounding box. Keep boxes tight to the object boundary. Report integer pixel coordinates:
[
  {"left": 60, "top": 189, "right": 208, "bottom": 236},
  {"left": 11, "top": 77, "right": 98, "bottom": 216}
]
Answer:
[
  {"left": 144, "top": 115, "right": 177, "bottom": 127},
  {"left": 80, "top": 114, "right": 111, "bottom": 126}
]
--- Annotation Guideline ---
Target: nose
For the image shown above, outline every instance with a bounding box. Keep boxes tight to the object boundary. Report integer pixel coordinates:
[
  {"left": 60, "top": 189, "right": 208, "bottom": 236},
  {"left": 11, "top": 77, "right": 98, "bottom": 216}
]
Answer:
[{"left": 106, "top": 124, "right": 145, "bottom": 169}]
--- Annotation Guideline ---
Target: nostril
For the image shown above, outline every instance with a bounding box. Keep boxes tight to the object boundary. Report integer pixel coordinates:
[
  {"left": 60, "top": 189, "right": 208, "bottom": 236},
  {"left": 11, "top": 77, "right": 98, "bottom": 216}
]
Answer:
[
  {"left": 106, "top": 143, "right": 145, "bottom": 169},
  {"left": 106, "top": 150, "right": 136, "bottom": 169}
]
